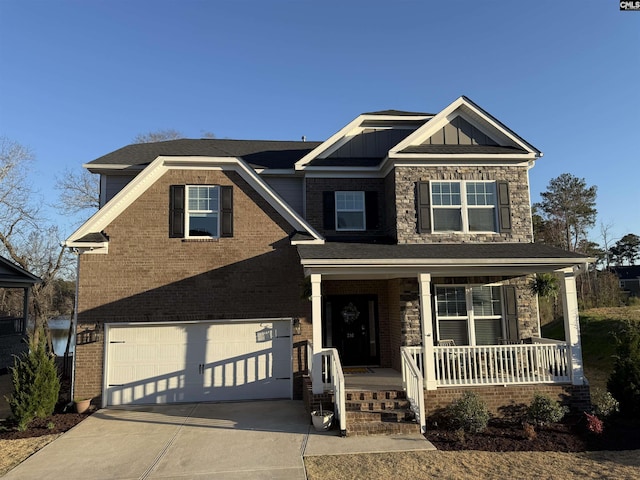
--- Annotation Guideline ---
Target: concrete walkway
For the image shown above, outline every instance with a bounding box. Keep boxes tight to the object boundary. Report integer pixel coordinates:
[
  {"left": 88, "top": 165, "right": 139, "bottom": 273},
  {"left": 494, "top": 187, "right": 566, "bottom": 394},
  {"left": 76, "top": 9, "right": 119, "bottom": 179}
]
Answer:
[{"left": 3, "top": 400, "right": 435, "bottom": 479}]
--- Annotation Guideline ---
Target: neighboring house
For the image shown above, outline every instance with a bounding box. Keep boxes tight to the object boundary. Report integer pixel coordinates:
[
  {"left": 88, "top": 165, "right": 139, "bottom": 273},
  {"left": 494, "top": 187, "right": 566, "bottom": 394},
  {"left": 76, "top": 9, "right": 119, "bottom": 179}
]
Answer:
[
  {"left": 0, "top": 256, "right": 41, "bottom": 370},
  {"left": 66, "top": 96, "right": 592, "bottom": 436},
  {"left": 610, "top": 265, "right": 640, "bottom": 297}
]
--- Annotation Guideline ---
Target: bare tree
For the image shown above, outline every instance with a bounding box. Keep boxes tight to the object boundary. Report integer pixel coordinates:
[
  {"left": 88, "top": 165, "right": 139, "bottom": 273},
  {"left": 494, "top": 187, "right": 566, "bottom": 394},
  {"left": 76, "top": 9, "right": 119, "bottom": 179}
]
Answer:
[
  {"left": 0, "top": 137, "right": 71, "bottom": 341},
  {"left": 600, "top": 222, "right": 615, "bottom": 269},
  {"left": 55, "top": 167, "right": 99, "bottom": 217},
  {"left": 133, "top": 129, "right": 184, "bottom": 144}
]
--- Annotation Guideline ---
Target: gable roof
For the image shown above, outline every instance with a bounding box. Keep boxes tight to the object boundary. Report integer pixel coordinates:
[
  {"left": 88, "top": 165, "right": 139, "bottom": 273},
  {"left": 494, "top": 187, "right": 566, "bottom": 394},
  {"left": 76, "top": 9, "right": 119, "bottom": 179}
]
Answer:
[
  {"left": 391, "top": 96, "right": 541, "bottom": 158},
  {"left": 85, "top": 139, "right": 321, "bottom": 171},
  {"left": 67, "top": 155, "right": 324, "bottom": 252},
  {"left": 0, "top": 256, "right": 41, "bottom": 287},
  {"left": 294, "top": 96, "right": 540, "bottom": 172}
]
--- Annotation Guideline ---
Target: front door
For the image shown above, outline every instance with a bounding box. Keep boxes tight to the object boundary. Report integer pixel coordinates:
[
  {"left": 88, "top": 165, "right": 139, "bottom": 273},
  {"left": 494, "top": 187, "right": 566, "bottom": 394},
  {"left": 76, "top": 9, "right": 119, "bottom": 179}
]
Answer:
[{"left": 323, "top": 295, "right": 379, "bottom": 366}]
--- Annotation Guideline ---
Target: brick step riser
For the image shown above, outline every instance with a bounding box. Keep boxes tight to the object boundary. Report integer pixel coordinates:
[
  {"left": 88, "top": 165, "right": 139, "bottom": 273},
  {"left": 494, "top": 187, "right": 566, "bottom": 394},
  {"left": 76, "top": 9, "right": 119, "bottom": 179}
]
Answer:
[
  {"left": 345, "top": 401, "right": 411, "bottom": 411},
  {"left": 346, "top": 421, "right": 420, "bottom": 436},
  {"left": 345, "top": 390, "right": 407, "bottom": 402},
  {"left": 348, "top": 410, "right": 414, "bottom": 423}
]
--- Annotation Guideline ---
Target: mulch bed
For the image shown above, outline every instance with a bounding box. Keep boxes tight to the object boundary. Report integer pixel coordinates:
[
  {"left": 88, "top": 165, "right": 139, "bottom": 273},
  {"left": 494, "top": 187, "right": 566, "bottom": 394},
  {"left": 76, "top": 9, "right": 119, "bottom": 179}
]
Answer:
[
  {"left": 1, "top": 377, "right": 93, "bottom": 441},
  {"left": 0, "top": 412, "right": 90, "bottom": 440},
  {"left": 425, "top": 415, "right": 640, "bottom": 452}
]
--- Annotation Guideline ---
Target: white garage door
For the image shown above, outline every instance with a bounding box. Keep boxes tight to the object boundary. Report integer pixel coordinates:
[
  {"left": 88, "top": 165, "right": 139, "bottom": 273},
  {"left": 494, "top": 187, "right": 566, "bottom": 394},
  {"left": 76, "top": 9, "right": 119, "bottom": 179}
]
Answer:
[{"left": 104, "top": 319, "right": 292, "bottom": 406}]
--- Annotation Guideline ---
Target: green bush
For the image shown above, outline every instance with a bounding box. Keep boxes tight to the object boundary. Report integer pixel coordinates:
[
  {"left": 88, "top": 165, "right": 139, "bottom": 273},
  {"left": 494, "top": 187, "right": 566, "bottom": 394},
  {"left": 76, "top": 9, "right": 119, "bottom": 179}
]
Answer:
[
  {"left": 607, "top": 321, "right": 640, "bottom": 418},
  {"left": 445, "top": 391, "right": 490, "bottom": 433},
  {"left": 527, "top": 393, "right": 568, "bottom": 426},
  {"left": 591, "top": 388, "right": 619, "bottom": 418},
  {"left": 7, "top": 327, "right": 60, "bottom": 430}
]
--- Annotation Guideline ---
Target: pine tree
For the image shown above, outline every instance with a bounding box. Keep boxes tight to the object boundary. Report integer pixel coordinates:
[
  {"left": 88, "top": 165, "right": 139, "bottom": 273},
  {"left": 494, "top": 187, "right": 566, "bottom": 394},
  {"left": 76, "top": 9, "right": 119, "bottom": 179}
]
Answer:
[{"left": 8, "top": 327, "right": 60, "bottom": 430}]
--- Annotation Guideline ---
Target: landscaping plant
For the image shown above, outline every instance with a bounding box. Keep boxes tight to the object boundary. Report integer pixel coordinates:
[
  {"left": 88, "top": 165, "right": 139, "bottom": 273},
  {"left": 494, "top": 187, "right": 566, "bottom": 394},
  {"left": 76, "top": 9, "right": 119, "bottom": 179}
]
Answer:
[
  {"left": 7, "top": 327, "right": 60, "bottom": 430},
  {"left": 526, "top": 393, "right": 568, "bottom": 426},
  {"left": 607, "top": 321, "right": 640, "bottom": 419},
  {"left": 445, "top": 391, "right": 490, "bottom": 433},
  {"left": 591, "top": 388, "right": 619, "bottom": 418}
]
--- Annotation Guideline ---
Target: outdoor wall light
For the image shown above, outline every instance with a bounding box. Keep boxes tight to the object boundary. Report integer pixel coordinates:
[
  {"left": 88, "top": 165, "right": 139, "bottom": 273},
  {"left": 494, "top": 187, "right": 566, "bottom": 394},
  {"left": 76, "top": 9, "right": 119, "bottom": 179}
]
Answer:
[{"left": 293, "top": 317, "right": 301, "bottom": 335}]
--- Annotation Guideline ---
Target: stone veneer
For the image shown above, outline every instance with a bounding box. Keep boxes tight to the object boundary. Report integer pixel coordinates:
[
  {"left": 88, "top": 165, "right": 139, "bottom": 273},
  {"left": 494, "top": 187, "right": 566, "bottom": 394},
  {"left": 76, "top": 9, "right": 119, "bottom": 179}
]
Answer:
[{"left": 394, "top": 165, "right": 534, "bottom": 244}]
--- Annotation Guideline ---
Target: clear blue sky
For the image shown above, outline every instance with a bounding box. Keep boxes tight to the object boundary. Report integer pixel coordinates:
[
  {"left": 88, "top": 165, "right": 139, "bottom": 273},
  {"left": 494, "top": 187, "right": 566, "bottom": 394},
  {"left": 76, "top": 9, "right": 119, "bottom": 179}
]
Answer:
[{"left": 1, "top": 0, "right": 638, "bottom": 244}]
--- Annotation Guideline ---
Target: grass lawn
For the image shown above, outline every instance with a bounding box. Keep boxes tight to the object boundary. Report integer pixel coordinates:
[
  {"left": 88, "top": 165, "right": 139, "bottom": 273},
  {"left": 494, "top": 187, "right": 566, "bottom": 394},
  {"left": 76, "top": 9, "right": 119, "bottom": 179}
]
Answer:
[{"left": 542, "top": 305, "right": 640, "bottom": 391}]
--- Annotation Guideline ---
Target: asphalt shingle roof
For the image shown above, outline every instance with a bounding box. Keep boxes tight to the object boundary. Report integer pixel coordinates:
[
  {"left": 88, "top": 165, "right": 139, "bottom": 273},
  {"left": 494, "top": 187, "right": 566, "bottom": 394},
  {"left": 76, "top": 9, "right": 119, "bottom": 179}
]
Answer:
[
  {"left": 361, "top": 109, "right": 435, "bottom": 116},
  {"left": 297, "top": 242, "right": 589, "bottom": 261},
  {"left": 87, "top": 139, "right": 322, "bottom": 170}
]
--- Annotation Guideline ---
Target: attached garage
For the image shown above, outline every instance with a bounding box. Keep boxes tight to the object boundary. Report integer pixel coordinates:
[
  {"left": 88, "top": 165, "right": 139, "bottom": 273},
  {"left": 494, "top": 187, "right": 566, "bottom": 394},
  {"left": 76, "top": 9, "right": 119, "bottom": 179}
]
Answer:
[{"left": 103, "top": 319, "right": 292, "bottom": 406}]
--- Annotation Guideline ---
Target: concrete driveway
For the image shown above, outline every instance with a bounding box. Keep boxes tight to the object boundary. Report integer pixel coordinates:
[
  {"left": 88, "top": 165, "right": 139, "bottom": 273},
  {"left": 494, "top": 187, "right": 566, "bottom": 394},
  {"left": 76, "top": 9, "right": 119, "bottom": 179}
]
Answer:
[{"left": 4, "top": 400, "right": 434, "bottom": 479}]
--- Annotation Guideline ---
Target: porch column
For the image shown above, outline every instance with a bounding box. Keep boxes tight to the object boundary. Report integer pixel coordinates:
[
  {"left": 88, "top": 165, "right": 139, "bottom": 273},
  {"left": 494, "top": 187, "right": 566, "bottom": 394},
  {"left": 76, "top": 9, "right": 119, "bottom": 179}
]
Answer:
[
  {"left": 558, "top": 267, "right": 585, "bottom": 385},
  {"left": 311, "top": 273, "right": 324, "bottom": 394},
  {"left": 418, "top": 273, "right": 437, "bottom": 390}
]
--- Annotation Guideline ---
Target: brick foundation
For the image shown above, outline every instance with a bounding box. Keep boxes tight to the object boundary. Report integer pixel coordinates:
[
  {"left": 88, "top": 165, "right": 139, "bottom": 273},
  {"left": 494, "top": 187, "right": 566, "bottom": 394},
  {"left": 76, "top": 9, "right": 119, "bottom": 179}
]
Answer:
[{"left": 424, "top": 383, "right": 592, "bottom": 418}]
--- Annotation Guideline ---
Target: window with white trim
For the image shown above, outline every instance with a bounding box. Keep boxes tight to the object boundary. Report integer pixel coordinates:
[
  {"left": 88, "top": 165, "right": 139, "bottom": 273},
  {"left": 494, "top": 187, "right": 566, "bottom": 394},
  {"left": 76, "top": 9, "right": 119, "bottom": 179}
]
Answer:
[
  {"left": 435, "top": 285, "right": 504, "bottom": 346},
  {"left": 187, "top": 185, "right": 220, "bottom": 237},
  {"left": 431, "top": 181, "right": 497, "bottom": 232},
  {"left": 335, "top": 191, "right": 365, "bottom": 231}
]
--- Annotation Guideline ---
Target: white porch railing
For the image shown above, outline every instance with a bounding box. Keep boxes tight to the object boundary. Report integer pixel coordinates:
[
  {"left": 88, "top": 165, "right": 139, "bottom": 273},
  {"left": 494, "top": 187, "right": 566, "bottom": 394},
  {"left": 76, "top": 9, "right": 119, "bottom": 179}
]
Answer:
[
  {"left": 405, "top": 341, "right": 570, "bottom": 387},
  {"left": 400, "top": 347, "right": 426, "bottom": 434},
  {"left": 318, "top": 347, "right": 347, "bottom": 434}
]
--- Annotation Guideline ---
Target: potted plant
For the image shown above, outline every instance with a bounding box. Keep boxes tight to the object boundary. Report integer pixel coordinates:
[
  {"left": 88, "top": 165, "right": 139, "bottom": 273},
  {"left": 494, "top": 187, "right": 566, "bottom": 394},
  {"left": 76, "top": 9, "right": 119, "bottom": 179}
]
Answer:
[
  {"left": 74, "top": 397, "right": 92, "bottom": 414},
  {"left": 310, "top": 404, "right": 334, "bottom": 431}
]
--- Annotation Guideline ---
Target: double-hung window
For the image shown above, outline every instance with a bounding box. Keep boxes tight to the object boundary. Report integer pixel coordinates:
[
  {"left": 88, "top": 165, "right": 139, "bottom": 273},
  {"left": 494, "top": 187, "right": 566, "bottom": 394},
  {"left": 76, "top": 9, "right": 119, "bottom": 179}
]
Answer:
[
  {"left": 335, "top": 191, "right": 365, "bottom": 231},
  {"left": 431, "top": 181, "right": 497, "bottom": 232},
  {"left": 435, "top": 285, "right": 504, "bottom": 346},
  {"left": 187, "top": 185, "right": 220, "bottom": 238}
]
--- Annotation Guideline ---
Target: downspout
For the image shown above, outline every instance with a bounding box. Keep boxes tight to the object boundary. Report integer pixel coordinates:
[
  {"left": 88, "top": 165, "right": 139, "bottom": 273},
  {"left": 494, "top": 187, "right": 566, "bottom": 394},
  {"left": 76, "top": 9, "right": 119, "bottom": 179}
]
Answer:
[{"left": 70, "top": 249, "right": 80, "bottom": 403}]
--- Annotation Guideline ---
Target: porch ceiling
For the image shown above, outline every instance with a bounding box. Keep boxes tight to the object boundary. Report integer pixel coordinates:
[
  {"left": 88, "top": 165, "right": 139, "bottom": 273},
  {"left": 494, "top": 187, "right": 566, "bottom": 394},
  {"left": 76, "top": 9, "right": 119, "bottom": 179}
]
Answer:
[{"left": 298, "top": 242, "right": 593, "bottom": 278}]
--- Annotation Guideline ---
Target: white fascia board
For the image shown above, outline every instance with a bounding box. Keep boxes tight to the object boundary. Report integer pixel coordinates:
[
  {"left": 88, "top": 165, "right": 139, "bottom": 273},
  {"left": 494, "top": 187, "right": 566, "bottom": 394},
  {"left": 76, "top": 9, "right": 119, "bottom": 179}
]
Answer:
[
  {"left": 291, "top": 238, "right": 325, "bottom": 245},
  {"left": 66, "top": 155, "right": 324, "bottom": 247},
  {"left": 64, "top": 243, "right": 109, "bottom": 254},
  {"left": 302, "top": 257, "right": 594, "bottom": 278},
  {"left": 295, "top": 115, "right": 366, "bottom": 169},
  {"left": 390, "top": 97, "right": 541, "bottom": 156},
  {"left": 300, "top": 257, "right": 591, "bottom": 268}
]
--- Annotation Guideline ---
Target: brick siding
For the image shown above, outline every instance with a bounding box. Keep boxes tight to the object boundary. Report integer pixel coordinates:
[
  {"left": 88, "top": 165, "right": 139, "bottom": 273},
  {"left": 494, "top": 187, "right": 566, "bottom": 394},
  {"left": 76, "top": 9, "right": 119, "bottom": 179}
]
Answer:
[
  {"left": 75, "top": 169, "right": 312, "bottom": 402},
  {"left": 424, "top": 384, "right": 591, "bottom": 418}
]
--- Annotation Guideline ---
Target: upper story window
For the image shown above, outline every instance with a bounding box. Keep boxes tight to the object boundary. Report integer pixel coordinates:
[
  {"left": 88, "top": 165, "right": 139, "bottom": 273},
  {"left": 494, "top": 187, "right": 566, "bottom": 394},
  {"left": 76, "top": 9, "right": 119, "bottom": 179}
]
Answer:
[
  {"left": 169, "top": 184, "right": 233, "bottom": 239},
  {"left": 417, "top": 180, "right": 511, "bottom": 235},
  {"left": 187, "top": 186, "right": 219, "bottom": 237},
  {"left": 431, "top": 181, "right": 497, "bottom": 233},
  {"left": 335, "top": 191, "right": 366, "bottom": 231}
]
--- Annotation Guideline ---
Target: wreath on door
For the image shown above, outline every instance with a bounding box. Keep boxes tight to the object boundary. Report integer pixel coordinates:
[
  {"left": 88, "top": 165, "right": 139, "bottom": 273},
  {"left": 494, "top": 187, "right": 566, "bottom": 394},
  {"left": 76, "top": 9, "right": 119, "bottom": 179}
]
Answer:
[{"left": 341, "top": 302, "right": 360, "bottom": 325}]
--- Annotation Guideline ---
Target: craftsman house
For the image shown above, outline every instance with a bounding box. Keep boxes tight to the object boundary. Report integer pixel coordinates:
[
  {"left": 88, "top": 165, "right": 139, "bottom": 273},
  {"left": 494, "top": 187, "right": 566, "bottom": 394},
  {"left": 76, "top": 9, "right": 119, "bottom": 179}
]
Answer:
[{"left": 66, "top": 96, "right": 591, "bottom": 435}]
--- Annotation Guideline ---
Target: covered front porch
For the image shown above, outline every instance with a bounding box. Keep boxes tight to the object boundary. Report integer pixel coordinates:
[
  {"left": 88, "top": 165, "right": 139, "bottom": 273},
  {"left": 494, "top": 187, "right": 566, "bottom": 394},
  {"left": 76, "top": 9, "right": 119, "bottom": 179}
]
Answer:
[{"left": 297, "top": 242, "right": 592, "bottom": 434}]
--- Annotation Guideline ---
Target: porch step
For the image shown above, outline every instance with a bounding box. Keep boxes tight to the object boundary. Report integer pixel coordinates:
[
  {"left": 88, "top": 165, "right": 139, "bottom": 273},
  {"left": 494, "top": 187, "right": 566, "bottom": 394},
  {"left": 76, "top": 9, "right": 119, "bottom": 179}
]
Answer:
[
  {"left": 347, "top": 408, "right": 414, "bottom": 423},
  {"left": 343, "top": 389, "right": 419, "bottom": 437},
  {"left": 345, "top": 399, "right": 411, "bottom": 411},
  {"left": 345, "top": 390, "right": 407, "bottom": 402},
  {"left": 346, "top": 420, "right": 421, "bottom": 436}
]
